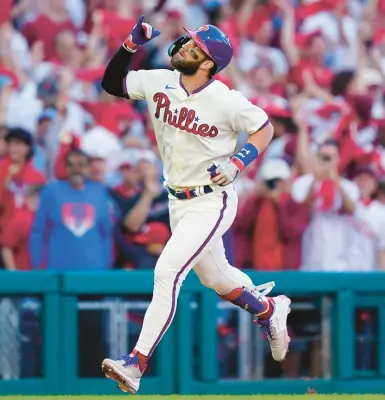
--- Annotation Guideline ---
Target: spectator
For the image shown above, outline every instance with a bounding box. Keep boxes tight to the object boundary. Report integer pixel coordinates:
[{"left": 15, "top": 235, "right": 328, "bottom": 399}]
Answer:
[
  {"left": 238, "top": 6, "right": 288, "bottom": 79},
  {"left": 292, "top": 139, "right": 360, "bottom": 271},
  {"left": 346, "top": 165, "right": 385, "bottom": 271},
  {"left": 279, "top": 1, "right": 334, "bottom": 93},
  {"left": 0, "top": 0, "right": 382, "bottom": 276},
  {"left": 0, "top": 128, "right": 45, "bottom": 234},
  {"left": 29, "top": 149, "right": 112, "bottom": 270},
  {"left": 1, "top": 184, "right": 43, "bottom": 271},
  {"left": 109, "top": 158, "right": 170, "bottom": 269},
  {"left": 234, "top": 158, "right": 310, "bottom": 270},
  {"left": 0, "top": 0, "right": 382, "bottom": 382},
  {"left": 21, "top": 0, "right": 77, "bottom": 61},
  {"left": 257, "top": 105, "right": 298, "bottom": 167},
  {"left": 89, "top": 155, "right": 109, "bottom": 183}
]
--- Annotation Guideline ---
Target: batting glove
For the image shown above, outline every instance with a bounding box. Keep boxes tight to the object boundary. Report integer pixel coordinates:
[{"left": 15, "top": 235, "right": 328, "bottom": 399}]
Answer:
[
  {"left": 207, "top": 161, "right": 240, "bottom": 186},
  {"left": 123, "top": 15, "right": 161, "bottom": 52}
]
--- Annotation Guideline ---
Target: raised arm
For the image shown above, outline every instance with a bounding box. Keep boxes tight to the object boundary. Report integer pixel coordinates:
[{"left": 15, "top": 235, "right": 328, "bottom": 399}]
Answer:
[
  {"left": 101, "top": 15, "right": 160, "bottom": 98},
  {"left": 277, "top": 0, "right": 299, "bottom": 67}
]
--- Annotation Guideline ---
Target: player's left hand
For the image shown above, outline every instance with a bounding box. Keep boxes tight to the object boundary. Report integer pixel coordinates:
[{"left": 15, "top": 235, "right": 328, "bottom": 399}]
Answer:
[
  {"left": 207, "top": 161, "right": 240, "bottom": 186},
  {"left": 129, "top": 15, "right": 161, "bottom": 46}
]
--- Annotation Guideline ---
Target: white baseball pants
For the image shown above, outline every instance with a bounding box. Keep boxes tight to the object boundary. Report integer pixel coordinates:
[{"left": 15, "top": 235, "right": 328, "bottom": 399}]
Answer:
[{"left": 134, "top": 184, "right": 253, "bottom": 357}]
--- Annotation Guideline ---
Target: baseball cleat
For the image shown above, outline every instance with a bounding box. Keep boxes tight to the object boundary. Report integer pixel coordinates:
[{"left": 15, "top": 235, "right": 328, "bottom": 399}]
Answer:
[
  {"left": 102, "top": 353, "right": 143, "bottom": 394},
  {"left": 255, "top": 294, "right": 291, "bottom": 362}
]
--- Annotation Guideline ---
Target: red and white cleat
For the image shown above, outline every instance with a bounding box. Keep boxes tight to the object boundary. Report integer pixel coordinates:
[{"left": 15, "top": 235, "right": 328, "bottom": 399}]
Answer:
[
  {"left": 102, "top": 354, "right": 143, "bottom": 394},
  {"left": 255, "top": 295, "right": 291, "bottom": 362}
]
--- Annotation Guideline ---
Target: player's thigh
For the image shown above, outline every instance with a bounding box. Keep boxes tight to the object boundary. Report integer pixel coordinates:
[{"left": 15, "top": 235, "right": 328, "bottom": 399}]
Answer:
[
  {"left": 155, "top": 189, "right": 236, "bottom": 282},
  {"left": 194, "top": 238, "right": 253, "bottom": 293},
  {"left": 168, "top": 201, "right": 179, "bottom": 233}
]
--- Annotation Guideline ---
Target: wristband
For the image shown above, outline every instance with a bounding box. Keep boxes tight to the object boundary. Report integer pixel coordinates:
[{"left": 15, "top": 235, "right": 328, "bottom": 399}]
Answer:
[
  {"left": 123, "top": 35, "right": 137, "bottom": 53},
  {"left": 231, "top": 143, "right": 259, "bottom": 171}
]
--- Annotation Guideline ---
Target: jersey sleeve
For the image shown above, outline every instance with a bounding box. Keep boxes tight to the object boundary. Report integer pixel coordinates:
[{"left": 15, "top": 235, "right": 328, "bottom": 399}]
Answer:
[
  {"left": 124, "top": 70, "right": 149, "bottom": 100},
  {"left": 231, "top": 91, "right": 269, "bottom": 134}
]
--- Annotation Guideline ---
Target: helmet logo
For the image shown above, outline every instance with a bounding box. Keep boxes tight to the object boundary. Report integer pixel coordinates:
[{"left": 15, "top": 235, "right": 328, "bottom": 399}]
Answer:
[{"left": 196, "top": 25, "right": 210, "bottom": 32}]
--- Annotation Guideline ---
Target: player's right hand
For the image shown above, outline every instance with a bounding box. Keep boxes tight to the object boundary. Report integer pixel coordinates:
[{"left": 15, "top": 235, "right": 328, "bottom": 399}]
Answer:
[
  {"left": 124, "top": 15, "right": 161, "bottom": 51},
  {"left": 208, "top": 161, "right": 240, "bottom": 186}
]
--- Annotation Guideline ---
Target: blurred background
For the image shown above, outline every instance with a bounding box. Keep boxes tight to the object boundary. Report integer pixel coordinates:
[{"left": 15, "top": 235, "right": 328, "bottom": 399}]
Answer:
[{"left": 0, "top": 0, "right": 384, "bottom": 395}]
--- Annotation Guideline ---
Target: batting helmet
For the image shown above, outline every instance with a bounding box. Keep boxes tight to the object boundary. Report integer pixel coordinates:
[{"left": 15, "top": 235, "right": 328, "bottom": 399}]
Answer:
[{"left": 168, "top": 24, "right": 233, "bottom": 74}]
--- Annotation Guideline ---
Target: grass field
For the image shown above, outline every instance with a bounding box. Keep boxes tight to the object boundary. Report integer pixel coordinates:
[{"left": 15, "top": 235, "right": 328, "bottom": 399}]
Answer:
[{"left": 1, "top": 396, "right": 385, "bottom": 400}]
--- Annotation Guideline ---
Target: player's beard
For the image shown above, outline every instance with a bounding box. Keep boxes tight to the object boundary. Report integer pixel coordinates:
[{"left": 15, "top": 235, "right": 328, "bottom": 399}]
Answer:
[{"left": 170, "top": 54, "right": 203, "bottom": 76}]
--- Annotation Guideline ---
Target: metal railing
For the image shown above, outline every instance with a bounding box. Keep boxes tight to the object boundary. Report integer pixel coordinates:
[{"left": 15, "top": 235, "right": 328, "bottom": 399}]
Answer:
[{"left": 0, "top": 270, "right": 384, "bottom": 395}]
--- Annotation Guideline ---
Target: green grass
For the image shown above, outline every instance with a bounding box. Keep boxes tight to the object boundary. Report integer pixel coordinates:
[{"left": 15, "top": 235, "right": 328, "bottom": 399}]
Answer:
[{"left": 1, "top": 396, "right": 385, "bottom": 400}]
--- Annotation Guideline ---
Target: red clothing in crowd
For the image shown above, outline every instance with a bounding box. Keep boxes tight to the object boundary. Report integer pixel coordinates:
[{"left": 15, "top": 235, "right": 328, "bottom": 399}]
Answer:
[
  {"left": 233, "top": 193, "right": 310, "bottom": 270},
  {"left": 289, "top": 61, "right": 334, "bottom": 90},
  {"left": 79, "top": 101, "right": 139, "bottom": 135},
  {"left": 22, "top": 14, "right": 76, "bottom": 60},
  {"left": 0, "top": 158, "right": 45, "bottom": 229},
  {"left": 253, "top": 198, "right": 283, "bottom": 269},
  {"left": 54, "top": 133, "right": 81, "bottom": 179},
  {"left": 334, "top": 107, "right": 379, "bottom": 173},
  {"left": 1, "top": 208, "right": 35, "bottom": 270},
  {"left": 0, "top": 0, "right": 12, "bottom": 24}
]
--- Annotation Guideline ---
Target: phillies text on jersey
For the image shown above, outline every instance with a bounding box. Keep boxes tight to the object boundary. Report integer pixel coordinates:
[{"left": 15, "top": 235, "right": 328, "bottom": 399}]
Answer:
[{"left": 124, "top": 69, "right": 268, "bottom": 188}]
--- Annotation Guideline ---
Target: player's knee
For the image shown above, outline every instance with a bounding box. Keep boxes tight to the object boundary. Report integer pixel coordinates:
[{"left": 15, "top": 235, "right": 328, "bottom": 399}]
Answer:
[
  {"left": 198, "top": 275, "right": 222, "bottom": 291},
  {"left": 154, "top": 266, "right": 171, "bottom": 283},
  {"left": 153, "top": 257, "right": 178, "bottom": 288}
]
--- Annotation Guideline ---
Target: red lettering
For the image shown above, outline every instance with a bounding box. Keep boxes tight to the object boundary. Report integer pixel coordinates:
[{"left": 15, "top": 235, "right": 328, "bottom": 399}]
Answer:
[
  {"left": 152, "top": 93, "right": 219, "bottom": 138},
  {"left": 163, "top": 108, "right": 172, "bottom": 123},
  {"left": 153, "top": 93, "right": 171, "bottom": 122},
  {"left": 168, "top": 111, "right": 178, "bottom": 127},
  {"left": 177, "top": 107, "right": 189, "bottom": 130},
  {"left": 185, "top": 110, "right": 196, "bottom": 133},
  {"left": 208, "top": 126, "right": 219, "bottom": 137},
  {"left": 190, "top": 123, "right": 198, "bottom": 134},
  {"left": 197, "top": 124, "right": 210, "bottom": 137}
]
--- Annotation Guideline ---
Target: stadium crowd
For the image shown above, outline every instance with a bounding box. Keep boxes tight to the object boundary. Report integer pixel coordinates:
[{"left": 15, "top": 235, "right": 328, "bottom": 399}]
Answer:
[{"left": 0, "top": 0, "right": 385, "bottom": 273}]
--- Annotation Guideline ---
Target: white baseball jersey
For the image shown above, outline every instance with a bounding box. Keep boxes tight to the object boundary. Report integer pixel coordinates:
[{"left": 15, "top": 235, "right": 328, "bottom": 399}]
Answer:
[
  {"left": 124, "top": 69, "right": 268, "bottom": 188},
  {"left": 291, "top": 173, "right": 360, "bottom": 271},
  {"left": 345, "top": 200, "right": 385, "bottom": 271}
]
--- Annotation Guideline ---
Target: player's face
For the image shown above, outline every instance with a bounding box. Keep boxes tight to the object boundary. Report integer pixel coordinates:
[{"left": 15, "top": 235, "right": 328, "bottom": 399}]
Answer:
[{"left": 171, "top": 39, "right": 213, "bottom": 76}]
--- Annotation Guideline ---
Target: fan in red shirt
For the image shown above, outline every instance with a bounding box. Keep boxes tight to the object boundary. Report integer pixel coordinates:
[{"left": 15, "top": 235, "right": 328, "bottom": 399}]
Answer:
[
  {"left": 0, "top": 128, "right": 46, "bottom": 233},
  {"left": 1, "top": 185, "right": 43, "bottom": 271},
  {"left": 79, "top": 91, "right": 141, "bottom": 136},
  {"left": 233, "top": 159, "right": 310, "bottom": 270},
  {"left": 22, "top": 0, "right": 77, "bottom": 61},
  {"left": 278, "top": 0, "right": 334, "bottom": 91}
]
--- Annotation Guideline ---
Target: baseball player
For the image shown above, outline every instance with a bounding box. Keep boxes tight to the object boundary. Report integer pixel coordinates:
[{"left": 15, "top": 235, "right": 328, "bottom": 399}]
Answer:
[{"left": 101, "top": 16, "right": 291, "bottom": 394}]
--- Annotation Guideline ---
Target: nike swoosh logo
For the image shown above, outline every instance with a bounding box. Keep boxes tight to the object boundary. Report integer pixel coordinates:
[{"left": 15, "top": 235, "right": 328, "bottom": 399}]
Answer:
[{"left": 165, "top": 84, "right": 176, "bottom": 90}]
